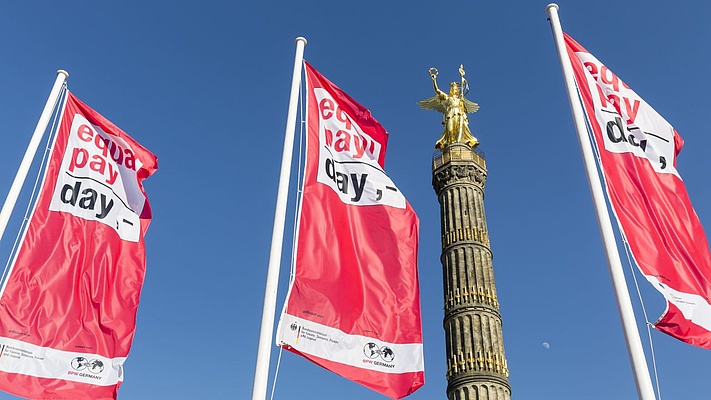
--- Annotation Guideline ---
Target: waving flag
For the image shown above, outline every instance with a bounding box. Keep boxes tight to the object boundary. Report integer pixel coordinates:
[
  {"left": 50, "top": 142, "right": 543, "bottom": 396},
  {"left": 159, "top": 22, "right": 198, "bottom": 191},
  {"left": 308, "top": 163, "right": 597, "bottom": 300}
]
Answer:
[
  {"left": 276, "top": 62, "right": 423, "bottom": 398},
  {"left": 0, "top": 92, "right": 157, "bottom": 399},
  {"left": 565, "top": 33, "right": 711, "bottom": 348}
]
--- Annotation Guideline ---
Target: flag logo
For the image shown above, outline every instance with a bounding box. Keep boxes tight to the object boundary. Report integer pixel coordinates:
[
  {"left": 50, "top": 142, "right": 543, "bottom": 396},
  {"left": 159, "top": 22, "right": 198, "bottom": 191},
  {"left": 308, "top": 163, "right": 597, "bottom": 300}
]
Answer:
[
  {"left": 70, "top": 357, "right": 104, "bottom": 375},
  {"left": 363, "top": 343, "right": 395, "bottom": 363},
  {"left": 48, "top": 113, "right": 145, "bottom": 242},
  {"left": 314, "top": 87, "right": 404, "bottom": 208}
]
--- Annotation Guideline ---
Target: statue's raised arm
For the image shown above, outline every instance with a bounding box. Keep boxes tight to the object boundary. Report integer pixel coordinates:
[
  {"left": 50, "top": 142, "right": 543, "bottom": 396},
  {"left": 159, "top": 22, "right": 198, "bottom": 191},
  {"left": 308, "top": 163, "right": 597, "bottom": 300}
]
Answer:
[
  {"left": 430, "top": 68, "right": 447, "bottom": 97},
  {"left": 418, "top": 68, "right": 447, "bottom": 113},
  {"left": 418, "top": 66, "right": 480, "bottom": 149}
]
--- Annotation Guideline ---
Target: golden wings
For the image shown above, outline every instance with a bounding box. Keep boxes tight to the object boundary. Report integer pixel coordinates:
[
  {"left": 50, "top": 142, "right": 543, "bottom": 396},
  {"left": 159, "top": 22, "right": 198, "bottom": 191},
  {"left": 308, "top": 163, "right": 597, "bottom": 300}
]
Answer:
[{"left": 417, "top": 95, "right": 480, "bottom": 114}]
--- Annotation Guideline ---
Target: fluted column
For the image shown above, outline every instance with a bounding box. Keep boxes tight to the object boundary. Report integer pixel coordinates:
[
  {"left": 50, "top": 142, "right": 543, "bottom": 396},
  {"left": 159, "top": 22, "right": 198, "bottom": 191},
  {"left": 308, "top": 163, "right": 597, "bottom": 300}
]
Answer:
[{"left": 432, "top": 143, "right": 511, "bottom": 400}]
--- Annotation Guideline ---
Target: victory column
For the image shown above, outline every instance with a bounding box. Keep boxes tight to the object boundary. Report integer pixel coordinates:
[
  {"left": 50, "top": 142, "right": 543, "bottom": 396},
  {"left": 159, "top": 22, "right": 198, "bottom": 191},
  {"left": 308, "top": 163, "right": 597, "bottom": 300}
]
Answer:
[{"left": 420, "top": 66, "right": 511, "bottom": 400}]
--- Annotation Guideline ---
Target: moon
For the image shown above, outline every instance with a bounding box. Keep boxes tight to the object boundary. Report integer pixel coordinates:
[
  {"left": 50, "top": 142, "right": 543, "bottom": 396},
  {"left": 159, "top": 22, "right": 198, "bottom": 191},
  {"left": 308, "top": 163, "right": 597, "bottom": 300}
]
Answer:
[{"left": 542, "top": 342, "right": 550, "bottom": 349}]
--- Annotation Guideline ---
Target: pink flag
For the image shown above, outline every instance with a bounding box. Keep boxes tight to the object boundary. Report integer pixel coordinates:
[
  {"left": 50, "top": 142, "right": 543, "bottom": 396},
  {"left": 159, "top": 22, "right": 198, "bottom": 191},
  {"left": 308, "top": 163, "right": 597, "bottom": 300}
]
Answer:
[
  {"left": 565, "top": 33, "right": 711, "bottom": 348},
  {"left": 0, "top": 92, "right": 157, "bottom": 399},
  {"left": 276, "top": 62, "right": 424, "bottom": 398}
]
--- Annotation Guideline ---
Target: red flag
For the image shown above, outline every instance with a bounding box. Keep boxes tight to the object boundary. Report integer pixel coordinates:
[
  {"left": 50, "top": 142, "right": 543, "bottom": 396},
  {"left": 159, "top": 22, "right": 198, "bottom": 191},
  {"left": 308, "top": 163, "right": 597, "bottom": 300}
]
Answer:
[
  {"left": 276, "top": 62, "right": 423, "bottom": 398},
  {"left": 0, "top": 91, "right": 157, "bottom": 399},
  {"left": 565, "top": 33, "right": 711, "bottom": 348}
]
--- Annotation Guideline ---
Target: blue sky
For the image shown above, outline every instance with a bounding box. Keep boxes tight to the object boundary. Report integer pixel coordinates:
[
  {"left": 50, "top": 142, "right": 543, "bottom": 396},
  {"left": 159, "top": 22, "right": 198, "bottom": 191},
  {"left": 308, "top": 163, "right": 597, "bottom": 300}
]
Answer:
[{"left": 0, "top": 1, "right": 710, "bottom": 399}]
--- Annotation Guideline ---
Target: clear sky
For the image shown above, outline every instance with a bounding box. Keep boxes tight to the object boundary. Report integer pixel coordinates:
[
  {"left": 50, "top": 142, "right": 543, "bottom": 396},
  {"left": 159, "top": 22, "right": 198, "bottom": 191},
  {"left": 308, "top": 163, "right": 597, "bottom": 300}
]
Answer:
[{"left": 0, "top": 1, "right": 709, "bottom": 399}]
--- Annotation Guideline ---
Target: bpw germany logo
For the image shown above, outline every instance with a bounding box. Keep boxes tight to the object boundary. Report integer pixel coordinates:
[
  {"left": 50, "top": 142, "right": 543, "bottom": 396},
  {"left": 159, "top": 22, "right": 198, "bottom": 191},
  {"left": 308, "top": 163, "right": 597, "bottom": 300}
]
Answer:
[
  {"left": 70, "top": 356, "right": 104, "bottom": 374},
  {"left": 363, "top": 342, "right": 395, "bottom": 362},
  {"left": 49, "top": 114, "right": 145, "bottom": 242}
]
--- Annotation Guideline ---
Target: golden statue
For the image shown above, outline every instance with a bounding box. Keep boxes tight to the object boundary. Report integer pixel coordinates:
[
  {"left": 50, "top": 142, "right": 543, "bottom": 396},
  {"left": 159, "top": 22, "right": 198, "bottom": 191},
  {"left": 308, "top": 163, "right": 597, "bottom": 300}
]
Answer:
[{"left": 418, "top": 65, "right": 480, "bottom": 149}]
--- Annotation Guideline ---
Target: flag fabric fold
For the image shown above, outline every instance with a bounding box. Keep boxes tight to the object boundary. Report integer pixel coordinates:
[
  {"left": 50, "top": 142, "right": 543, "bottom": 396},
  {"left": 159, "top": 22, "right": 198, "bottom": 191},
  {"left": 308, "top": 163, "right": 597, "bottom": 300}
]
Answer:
[
  {"left": 276, "top": 62, "right": 424, "bottom": 398},
  {"left": 0, "top": 91, "right": 157, "bottom": 399},
  {"left": 565, "top": 33, "right": 711, "bottom": 348}
]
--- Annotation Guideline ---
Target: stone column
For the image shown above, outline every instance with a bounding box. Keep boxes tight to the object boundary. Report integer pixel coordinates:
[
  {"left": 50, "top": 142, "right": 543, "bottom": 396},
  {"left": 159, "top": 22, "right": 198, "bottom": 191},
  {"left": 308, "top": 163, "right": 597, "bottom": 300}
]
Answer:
[{"left": 432, "top": 143, "right": 511, "bottom": 400}]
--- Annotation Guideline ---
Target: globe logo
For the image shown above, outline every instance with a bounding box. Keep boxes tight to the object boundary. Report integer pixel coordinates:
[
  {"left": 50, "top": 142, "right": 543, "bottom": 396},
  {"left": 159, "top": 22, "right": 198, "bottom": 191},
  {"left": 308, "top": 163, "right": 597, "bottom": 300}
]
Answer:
[
  {"left": 70, "top": 357, "right": 88, "bottom": 371},
  {"left": 70, "top": 357, "right": 105, "bottom": 374},
  {"left": 363, "top": 343, "right": 395, "bottom": 362}
]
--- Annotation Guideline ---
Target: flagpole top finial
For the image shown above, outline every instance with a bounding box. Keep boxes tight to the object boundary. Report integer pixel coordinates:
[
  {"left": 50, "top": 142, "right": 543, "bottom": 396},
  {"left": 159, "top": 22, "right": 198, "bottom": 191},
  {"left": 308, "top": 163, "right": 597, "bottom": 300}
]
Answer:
[
  {"left": 546, "top": 3, "right": 559, "bottom": 12},
  {"left": 295, "top": 37, "right": 307, "bottom": 46},
  {"left": 56, "top": 70, "right": 69, "bottom": 79}
]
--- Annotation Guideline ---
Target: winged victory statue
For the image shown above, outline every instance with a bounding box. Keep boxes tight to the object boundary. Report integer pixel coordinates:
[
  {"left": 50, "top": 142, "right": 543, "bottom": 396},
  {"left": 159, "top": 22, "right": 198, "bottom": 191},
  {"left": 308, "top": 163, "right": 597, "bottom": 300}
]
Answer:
[{"left": 418, "top": 65, "right": 480, "bottom": 149}]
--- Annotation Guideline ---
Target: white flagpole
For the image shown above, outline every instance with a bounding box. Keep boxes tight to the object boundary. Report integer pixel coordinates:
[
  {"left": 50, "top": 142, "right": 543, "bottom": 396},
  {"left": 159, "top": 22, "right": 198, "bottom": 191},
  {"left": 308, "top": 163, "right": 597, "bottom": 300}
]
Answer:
[
  {"left": 546, "top": 4, "right": 656, "bottom": 400},
  {"left": 252, "top": 37, "right": 307, "bottom": 400},
  {"left": 0, "top": 70, "right": 69, "bottom": 245}
]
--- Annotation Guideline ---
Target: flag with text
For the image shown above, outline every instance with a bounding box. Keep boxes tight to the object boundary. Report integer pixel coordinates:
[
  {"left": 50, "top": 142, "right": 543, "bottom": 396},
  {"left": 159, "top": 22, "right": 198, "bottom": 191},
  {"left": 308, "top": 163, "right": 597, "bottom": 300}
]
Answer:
[
  {"left": 277, "top": 62, "right": 424, "bottom": 398},
  {"left": 565, "top": 33, "right": 711, "bottom": 348},
  {"left": 0, "top": 91, "right": 157, "bottom": 399}
]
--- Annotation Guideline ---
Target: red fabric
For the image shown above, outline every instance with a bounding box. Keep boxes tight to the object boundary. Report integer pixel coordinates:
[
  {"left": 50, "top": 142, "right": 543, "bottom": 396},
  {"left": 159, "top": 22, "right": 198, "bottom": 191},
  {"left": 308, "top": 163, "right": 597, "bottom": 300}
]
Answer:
[
  {"left": 0, "top": 92, "right": 157, "bottom": 398},
  {"left": 565, "top": 33, "right": 711, "bottom": 348},
  {"left": 288, "top": 348, "right": 424, "bottom": 399},
  {"left": 281, "top": 63, "right": 423, "bottom": 398}
]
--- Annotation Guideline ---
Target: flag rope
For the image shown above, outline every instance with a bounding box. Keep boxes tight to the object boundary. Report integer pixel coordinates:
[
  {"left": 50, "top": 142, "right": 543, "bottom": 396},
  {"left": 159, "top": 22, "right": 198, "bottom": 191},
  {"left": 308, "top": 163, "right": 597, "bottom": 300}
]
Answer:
[
  {"left": 576, "top": 81, "right": 664, "bottom": 400},
  {"left": 269, "top": 60, "right": 307, "bottom": 399},
  {"left": 621, "top": 237, "right": 663, "bottom": 400},
  {"left": 290, "top": 60, "right": 307, "bottom": 283},
  {"left": 269, "top": 346, "right": 285, "bottom": 400},
  {"left": 0, "top": 85, "right": 67, "bottom": 288}
]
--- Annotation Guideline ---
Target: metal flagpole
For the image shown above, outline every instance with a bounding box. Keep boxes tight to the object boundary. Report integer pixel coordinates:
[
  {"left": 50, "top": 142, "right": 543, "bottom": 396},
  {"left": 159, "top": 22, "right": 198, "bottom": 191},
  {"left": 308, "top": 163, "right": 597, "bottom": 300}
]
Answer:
[
  {"left": 0, "top": 70, "right": 69, "bottom": 245},
  {"left": 545, "top": 4, "right": 656, "bottom": 400},
  {"left": 252, "top": 37, "right": 307, "bottom": 400}
]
